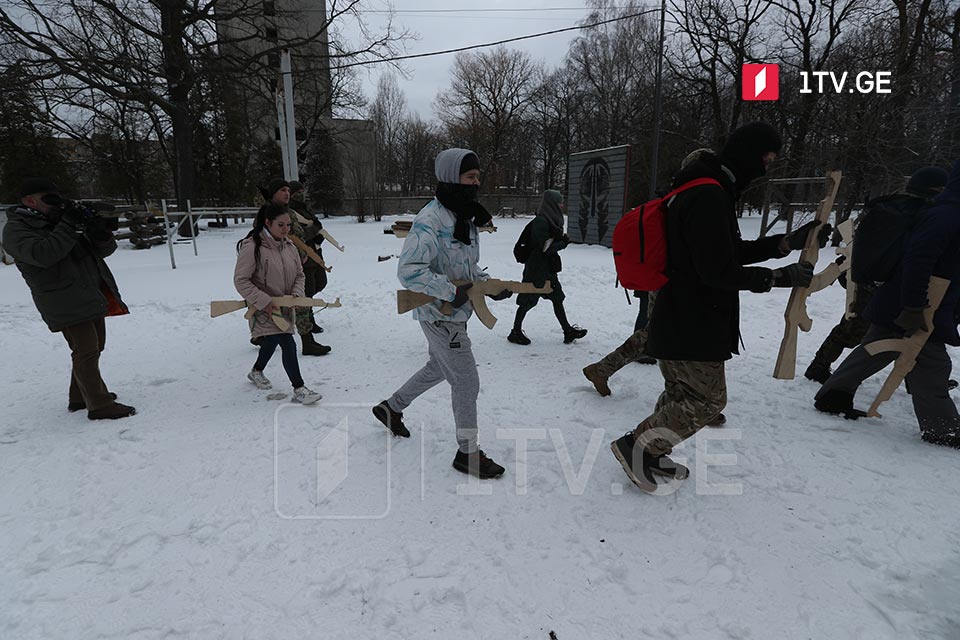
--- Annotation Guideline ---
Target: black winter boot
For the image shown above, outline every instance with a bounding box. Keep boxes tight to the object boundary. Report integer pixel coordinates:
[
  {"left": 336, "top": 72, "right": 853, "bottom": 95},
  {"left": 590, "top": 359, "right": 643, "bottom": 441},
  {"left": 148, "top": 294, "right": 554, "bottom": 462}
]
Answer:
[
  {"left": 301, "top": 333, "right": 331, "bottom": 356},
  {"left": 563, "top": 325, "right": 588, "bottom": 344},
  {"left": 507, "top": 328, "right": 531, "bottom": 345},
  {"left": 610, "top": 432, "right": 657, "bottom": 492},
  {"left": 452, "top": 450, "right": 505, "bottom": 479},
  {"left": 372, "top": 400, "right": 410, "bottom": 438},
  {"left": 69, "top": 392, "right": 116, "bottom": 413},
  {"left": 88, "top": 402, "right": 137, "bottom": 420},
  {"left": 815, "top": 389, "right": 867, "bottom": 419}
]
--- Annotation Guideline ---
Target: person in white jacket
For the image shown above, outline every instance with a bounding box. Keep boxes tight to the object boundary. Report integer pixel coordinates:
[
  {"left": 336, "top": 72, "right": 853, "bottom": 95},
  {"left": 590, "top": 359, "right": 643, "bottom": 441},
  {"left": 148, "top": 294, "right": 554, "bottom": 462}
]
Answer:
[{"left": 372, "top": 148, "right": 510, "bottom": 479}]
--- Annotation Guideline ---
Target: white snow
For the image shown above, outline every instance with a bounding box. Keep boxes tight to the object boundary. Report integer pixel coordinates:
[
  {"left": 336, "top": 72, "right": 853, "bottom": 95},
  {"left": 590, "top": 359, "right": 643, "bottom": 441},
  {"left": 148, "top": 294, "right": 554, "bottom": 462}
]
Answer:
[{"left": 1, "top": 215, "right": 958, "bottom": 639}]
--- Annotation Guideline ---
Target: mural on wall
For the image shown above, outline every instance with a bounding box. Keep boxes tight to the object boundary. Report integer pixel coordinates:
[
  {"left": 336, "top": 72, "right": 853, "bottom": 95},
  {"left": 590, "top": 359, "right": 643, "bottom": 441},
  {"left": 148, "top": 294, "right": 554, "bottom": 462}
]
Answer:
[{"left": 566, "top": 145, "right": 630, "bottom": 248}]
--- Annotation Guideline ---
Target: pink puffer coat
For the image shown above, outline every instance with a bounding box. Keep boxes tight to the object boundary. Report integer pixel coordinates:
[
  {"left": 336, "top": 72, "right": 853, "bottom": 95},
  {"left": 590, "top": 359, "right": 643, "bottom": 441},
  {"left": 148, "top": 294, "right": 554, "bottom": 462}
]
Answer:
[{"left": 234, "top": 229, "right": 305, "bottom": 338}]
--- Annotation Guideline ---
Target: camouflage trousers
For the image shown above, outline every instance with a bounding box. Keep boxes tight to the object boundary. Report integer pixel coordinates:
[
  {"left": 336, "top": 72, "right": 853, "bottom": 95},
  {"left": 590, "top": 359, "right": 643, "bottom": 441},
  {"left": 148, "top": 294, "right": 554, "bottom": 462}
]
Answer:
[
  {"left": 590, "top": 291, "right": 657, "bottom": 378},
  {"left": 632, "top": 359, "right": 727, "bottom": 456}
]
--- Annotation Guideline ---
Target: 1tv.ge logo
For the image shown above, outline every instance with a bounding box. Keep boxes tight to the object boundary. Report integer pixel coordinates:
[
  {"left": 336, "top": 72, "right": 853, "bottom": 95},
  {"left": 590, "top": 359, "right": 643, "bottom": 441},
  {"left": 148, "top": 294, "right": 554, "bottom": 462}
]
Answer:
[{"left": 742, "top": 64, "right": 779, "bottom": 101}]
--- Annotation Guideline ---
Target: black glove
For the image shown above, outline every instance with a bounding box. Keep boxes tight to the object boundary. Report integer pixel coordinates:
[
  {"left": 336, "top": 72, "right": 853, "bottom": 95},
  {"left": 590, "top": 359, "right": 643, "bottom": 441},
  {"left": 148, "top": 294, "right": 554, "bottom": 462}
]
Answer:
[
  {"left": 894, "top": 307, "right": 928, "bottom": 336},
  {"left": 771, "top": 261, "right": 814, "bottom": 288},
  {"left": 784, "top": 221, "right": 833, "bottom": 251},
  {"left": 487, "top": 289, "right": 512, "bottom": 301},
  {"left": 451, "top": 283, "right": 473, "bottom": 308},
  {"left": 59, "top": 202, "right": 86, "bottom": 230}
]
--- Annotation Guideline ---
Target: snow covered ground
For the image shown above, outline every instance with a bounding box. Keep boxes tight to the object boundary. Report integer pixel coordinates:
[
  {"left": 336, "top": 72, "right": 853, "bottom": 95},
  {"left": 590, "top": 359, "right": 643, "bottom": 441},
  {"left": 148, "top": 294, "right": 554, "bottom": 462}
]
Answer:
[{"left": 2, "top": 214, "right": 958, "bottom": 639}]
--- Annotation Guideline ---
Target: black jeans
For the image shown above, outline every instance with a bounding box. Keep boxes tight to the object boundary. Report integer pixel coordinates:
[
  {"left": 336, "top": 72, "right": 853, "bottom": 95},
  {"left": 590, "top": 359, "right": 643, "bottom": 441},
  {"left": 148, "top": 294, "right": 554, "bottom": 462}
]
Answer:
[{"left": 254, "top": 334, "right": 304, "bottom": 388}]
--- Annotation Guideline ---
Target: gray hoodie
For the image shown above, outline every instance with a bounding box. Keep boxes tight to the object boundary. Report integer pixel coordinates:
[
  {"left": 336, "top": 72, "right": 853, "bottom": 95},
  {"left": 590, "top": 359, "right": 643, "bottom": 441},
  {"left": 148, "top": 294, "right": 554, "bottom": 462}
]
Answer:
[{"left": 434, "top": 148, "right": 478, "bottom": 183}]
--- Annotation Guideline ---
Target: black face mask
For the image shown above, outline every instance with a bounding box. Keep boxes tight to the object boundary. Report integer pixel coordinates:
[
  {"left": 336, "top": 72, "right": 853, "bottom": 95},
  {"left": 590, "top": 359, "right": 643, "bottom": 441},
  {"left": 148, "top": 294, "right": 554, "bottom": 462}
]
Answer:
[{"left": 435, "top": 183, "right": 491, "bottom": 245}]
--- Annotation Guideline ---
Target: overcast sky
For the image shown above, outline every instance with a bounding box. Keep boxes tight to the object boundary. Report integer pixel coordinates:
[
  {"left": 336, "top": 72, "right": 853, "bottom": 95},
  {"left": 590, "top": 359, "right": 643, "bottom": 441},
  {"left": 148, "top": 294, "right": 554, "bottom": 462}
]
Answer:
[{"left": 338, "top": 2, "right": 600, "bottom": 119}]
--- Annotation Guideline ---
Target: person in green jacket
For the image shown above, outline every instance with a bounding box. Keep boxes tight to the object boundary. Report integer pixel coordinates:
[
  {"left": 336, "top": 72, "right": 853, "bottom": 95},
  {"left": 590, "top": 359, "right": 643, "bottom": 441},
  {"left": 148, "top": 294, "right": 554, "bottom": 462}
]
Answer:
[
  {"left": 3, "top": 178, "right": 135, "bottom": 420},
  {"left": 508, "top": 190, "right": 587, "bottom": 345}
]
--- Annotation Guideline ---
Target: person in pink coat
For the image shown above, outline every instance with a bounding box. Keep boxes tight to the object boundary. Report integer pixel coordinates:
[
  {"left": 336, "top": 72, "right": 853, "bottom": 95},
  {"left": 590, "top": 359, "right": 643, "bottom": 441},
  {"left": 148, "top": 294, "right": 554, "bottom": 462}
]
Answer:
[{"left": 234, "top": 203, "right": 321, "bottom": 404}]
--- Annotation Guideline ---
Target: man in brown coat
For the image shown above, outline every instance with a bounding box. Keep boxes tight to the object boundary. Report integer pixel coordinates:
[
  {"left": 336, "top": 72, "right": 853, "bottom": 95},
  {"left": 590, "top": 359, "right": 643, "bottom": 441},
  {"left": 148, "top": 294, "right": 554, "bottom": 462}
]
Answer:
[{"left": 3, "top": 178, "right": 135, "bottom": 420}]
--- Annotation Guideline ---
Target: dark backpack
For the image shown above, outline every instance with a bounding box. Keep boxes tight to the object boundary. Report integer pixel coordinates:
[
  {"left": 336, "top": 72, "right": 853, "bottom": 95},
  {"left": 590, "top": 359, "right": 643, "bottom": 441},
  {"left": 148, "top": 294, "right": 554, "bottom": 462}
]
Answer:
[
  {"left": 851, "top": 195, "right": 928, "bottom": 284},
  {"left": 612, "top": 177, "right": 721, "bottom": 291},
  {"left": 514, "top": 221, "right": 533, "bottom": 264}
]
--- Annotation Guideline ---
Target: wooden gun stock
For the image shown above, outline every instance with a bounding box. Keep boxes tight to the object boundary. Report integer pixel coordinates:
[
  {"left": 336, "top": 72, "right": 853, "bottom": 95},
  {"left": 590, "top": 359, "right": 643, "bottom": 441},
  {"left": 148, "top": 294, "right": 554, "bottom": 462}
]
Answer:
[
  {"left": 396, "top": 279, "right": 552, "bottom": 329},
  {"left": 289, "top": 235, "right": 332, "bottom": 272}
]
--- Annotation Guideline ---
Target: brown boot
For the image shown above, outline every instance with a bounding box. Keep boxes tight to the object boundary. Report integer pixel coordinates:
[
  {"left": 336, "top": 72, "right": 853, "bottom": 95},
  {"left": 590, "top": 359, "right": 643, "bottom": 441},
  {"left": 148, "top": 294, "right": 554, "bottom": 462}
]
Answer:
[
  {"left": 88, "top": 402, "right": 136, "bottom": 420},
  {"left": 301, "top": 333, "right": 331, "bottom": 356},
  {"left": 582, "top": 363, "right": 611, "bottom": 397}
]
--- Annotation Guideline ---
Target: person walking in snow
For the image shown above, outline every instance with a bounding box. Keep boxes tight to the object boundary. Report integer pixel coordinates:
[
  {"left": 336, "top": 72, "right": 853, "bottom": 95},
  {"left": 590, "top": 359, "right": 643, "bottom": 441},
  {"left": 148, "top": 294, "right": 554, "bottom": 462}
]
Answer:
[
  {"left": 507, "top": 189, "right": 587, "bottom": 346},
  {"left": 610, "top": 123, "right": 832, "bottom": 492},
  {"left": 815, "top": 160, "right": 960, "bottom": 449},
  {"left": 288, "top": 180, "right": 329, "bottom": 335},
  {"left": 258, "top": 178, "right": 331, "bottom": 356},
  {"left": 372, "top": 148, "right": 510, "bottom": 479},
  {"left": 234, "top": 202, "right": 321, "bottom": 405},
  {"left": 3, "top": 177, "right": 136, "bottom": 420},
  {"left": 804, "top": 166, "right": 948, "bottom": 384}
]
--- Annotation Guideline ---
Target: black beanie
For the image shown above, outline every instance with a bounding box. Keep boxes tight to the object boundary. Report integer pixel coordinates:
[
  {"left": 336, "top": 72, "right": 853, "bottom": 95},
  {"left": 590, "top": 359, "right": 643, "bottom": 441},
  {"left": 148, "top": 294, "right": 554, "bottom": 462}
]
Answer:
[
  {"left": 18, "top": 177, "right": 60, "bottom": 199},
  {"left": 259, "top": 178, "right": 290, "bottom": 201},
  {"left": 720, "top": 122, "right": 782, "bottom": 189},
  {"left": 906, "top": 166, "right": 948, "bottom": 196},
  {"left": 288, "top": 180, "right": 304, "bottom": 193},
  {"left": 459, "top": 153, "right": 480, "bottom": 177}
]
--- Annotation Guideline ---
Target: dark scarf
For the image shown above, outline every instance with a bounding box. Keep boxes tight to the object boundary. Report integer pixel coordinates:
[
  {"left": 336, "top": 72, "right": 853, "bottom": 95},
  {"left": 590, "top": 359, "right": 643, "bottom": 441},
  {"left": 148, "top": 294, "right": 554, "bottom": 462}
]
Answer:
[{"left": 435, "top": 183, "right": 492, "bottom": 245}]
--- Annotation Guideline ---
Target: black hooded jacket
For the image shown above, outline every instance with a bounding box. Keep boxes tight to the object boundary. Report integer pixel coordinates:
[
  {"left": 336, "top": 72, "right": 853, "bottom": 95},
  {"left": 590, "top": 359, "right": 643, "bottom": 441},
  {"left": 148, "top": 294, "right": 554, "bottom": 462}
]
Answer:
[{"left": 645, "top": 152, "right": 785, "bottom": 361}]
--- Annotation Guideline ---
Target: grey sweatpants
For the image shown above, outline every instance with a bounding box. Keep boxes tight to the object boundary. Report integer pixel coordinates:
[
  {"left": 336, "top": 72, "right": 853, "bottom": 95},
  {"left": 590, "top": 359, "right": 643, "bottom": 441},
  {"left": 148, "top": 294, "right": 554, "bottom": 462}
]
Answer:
[
  {"left": 817, "top": 324, "right": 960, "bottom": 443},
  {"left": 388, "top": 320, "right": 480, "bottom": 453}
]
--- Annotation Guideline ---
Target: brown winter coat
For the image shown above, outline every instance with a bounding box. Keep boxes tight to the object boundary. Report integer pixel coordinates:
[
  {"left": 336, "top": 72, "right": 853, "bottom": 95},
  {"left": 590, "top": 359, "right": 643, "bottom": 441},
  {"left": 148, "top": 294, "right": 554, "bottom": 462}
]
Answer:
[{"left": 233, "top": 229, "right": 305, "bottom": 338}]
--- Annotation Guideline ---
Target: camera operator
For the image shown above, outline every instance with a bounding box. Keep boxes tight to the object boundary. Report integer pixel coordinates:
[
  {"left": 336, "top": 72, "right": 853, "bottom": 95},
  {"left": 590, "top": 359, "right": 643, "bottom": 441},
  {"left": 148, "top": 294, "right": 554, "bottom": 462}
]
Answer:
[{"left": 3, "top": 177, "right": 136, "bottom": 420}]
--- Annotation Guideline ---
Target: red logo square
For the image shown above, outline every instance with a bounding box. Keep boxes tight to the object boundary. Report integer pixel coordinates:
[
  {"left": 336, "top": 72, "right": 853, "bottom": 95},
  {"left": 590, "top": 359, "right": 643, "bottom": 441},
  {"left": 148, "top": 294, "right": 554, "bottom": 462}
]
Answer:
[{"left": 742, "top": 64, "right": 779, "bottom": 101}]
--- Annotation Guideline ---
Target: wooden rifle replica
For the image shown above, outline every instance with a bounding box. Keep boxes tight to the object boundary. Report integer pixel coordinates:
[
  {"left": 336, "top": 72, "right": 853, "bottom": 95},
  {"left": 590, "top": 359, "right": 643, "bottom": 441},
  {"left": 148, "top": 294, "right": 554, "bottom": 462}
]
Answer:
[
  {"left": 210, "top": 296, "right": 342, "bottom": 331},
  {"left": 397, "top": 279, "right": 552, "bottom": 330},
  {"left": 319, "top": 228, "right": 345, "bottom": 252},
  {"left": 773, "top": 170, "right": 842, "bottom": 379},
  {"left": 392, "top": 221, "right": 496, "bottom": 239},
  {"left": 863, "top": 276, "right": 950, "bottom": 418},
  {"left": 289, "top": 235, "right": 332, "bottom": 272}
]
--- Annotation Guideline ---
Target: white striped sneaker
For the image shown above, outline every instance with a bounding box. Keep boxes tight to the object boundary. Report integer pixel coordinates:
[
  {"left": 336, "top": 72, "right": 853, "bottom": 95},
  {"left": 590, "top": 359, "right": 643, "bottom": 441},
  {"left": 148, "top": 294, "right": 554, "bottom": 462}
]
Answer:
[{"left": 292, "top": 386, "right": 322, "bottom": 405}]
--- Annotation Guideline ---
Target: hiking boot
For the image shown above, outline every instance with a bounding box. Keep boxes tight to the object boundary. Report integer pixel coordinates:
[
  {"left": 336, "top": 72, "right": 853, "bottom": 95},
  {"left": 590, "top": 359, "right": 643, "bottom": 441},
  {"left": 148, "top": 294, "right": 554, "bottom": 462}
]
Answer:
[
  {"left": 707, "top": 413, "right": 726, "bottom": 427},
  {"left": 815, "top": 389, "right": 867, "bottom": 420},
  {"left": 301, "top": 333, "right": 331, "bottom": 356},
  {"left": 582, "top": 363, "right": 611, "bottom": 397},
  {"left": 372, "top": 400, "right": 410, "bottom": 438},
  {"left": 648, "top": 453, "right": 689, "bottom": 480},
  {"left": 452, "top": 449, "right": 505, "bottom": 479},
  {"left": 507, "top": 329, "right": 531, "bottom": 345},
  {"left": 610, "top": 432, "right": 657, "bottom": 492},
  {"left": 804, "top": 361, "right": 832, "bottom": 384},
  {"left": 247, "top": 369, "right": 272, "bottom": 390},
  {"left": 292, "top": 386, "right": 322, "bottom": 405},
  {"left": 563, "top": 325, "right": 588, "bottom": 344},
  {"left": 87, "top": 402, "right": 136, "bottom": 420},
  {"left": 69, "top": 392, "right": 116, "bottom": 412},
  {"left": 635, "top": 355, "right": 657, "bottom": 365}
]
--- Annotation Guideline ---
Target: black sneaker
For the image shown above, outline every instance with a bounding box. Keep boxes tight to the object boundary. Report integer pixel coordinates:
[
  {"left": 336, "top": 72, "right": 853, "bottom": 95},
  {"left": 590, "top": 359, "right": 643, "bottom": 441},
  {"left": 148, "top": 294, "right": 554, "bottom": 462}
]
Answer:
[
  {"left": 563, "top": 325, "right": 588, "bottom": 344},
  {"left": 814, "top": 389, "right": 867, "bottom": 420},
  {"left": 610, "top": 432, "right": 657, "bottom": 492},
  {"left": 949, "top": 379, "right": 958, "bottom": 391},
  {"left": 648, "top": 453, "right": 689, "bottom": 480},
  {"left": 507, "top": 329, "right": 531, "bottom": 345},
  {"left": 452, "top": 449, "right": 505, "bottom": 479},
  {"left": 87, "top": 402, "right": 137, "bottom": 420},
  {"left": 372, "top": 400, "right": 410, "bottom": 437},
  {"left": 311, "top": 320, "right": 324, "bottom": 334},
  {"left": 804, "top": 361, "right": 832, "bottom": 384}
]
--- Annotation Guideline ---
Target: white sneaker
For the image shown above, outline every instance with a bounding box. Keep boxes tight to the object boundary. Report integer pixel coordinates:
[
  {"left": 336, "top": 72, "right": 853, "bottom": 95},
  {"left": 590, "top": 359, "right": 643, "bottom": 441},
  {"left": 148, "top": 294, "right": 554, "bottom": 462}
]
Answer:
[
  {"left": 292, "top": 386, "right": 322, "bottom": 405},
  {"left": 247, "top": 369, "right": 272, "bottom": 390}
]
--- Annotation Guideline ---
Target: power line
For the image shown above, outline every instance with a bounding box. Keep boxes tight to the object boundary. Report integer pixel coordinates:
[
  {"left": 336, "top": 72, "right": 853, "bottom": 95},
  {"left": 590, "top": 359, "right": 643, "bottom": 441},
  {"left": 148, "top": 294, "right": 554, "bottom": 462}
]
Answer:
[{"left": 332, "top": 9, "right": 658, "bottom": 70}]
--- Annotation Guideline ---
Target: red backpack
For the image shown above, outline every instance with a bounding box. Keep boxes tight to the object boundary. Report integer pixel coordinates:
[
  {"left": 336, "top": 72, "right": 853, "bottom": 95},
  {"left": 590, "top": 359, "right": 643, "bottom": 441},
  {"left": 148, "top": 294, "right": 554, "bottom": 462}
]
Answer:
[{"left": 612, "top": 177, "right": 721, "bottom": 291}]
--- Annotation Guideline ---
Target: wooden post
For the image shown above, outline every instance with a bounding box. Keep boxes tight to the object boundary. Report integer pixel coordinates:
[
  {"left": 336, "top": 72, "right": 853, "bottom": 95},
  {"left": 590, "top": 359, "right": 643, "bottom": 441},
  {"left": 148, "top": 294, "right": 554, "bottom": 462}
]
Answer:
[{"left": 773, "top": 170, "right": 842, "bottom": 379}]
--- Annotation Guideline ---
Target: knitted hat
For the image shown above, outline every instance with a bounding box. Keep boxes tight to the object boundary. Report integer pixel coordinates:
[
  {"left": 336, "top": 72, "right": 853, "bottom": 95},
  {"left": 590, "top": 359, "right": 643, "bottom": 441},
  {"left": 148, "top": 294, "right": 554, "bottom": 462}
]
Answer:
[
  {"left": 906, "top": 167, "right": 948, "bottom": 196},
  {"left": 258, "top": 178, "right": 290, "bottom": 201}
]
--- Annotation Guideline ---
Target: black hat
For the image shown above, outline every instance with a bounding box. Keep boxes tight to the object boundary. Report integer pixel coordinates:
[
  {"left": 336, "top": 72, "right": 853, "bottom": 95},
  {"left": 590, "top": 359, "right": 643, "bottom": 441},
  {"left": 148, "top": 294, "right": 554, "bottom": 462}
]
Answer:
[
  {"left": 906, "top": 166, "right": 948, "bottom": 196},
  {"left": 459, "top": 153, "right": 480, "bottom": 176},
  {"left": 259, "top": 178, "right": 290, "bottom": 201},
  {"left": 288, "top": 180, "right": 304, "bottom": 193},
  {"left": 720, "top": 122, "right": 783, "bottom": 189},
  {"left": 18, "top": 177, "right": 60, "bottom": 199}
]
